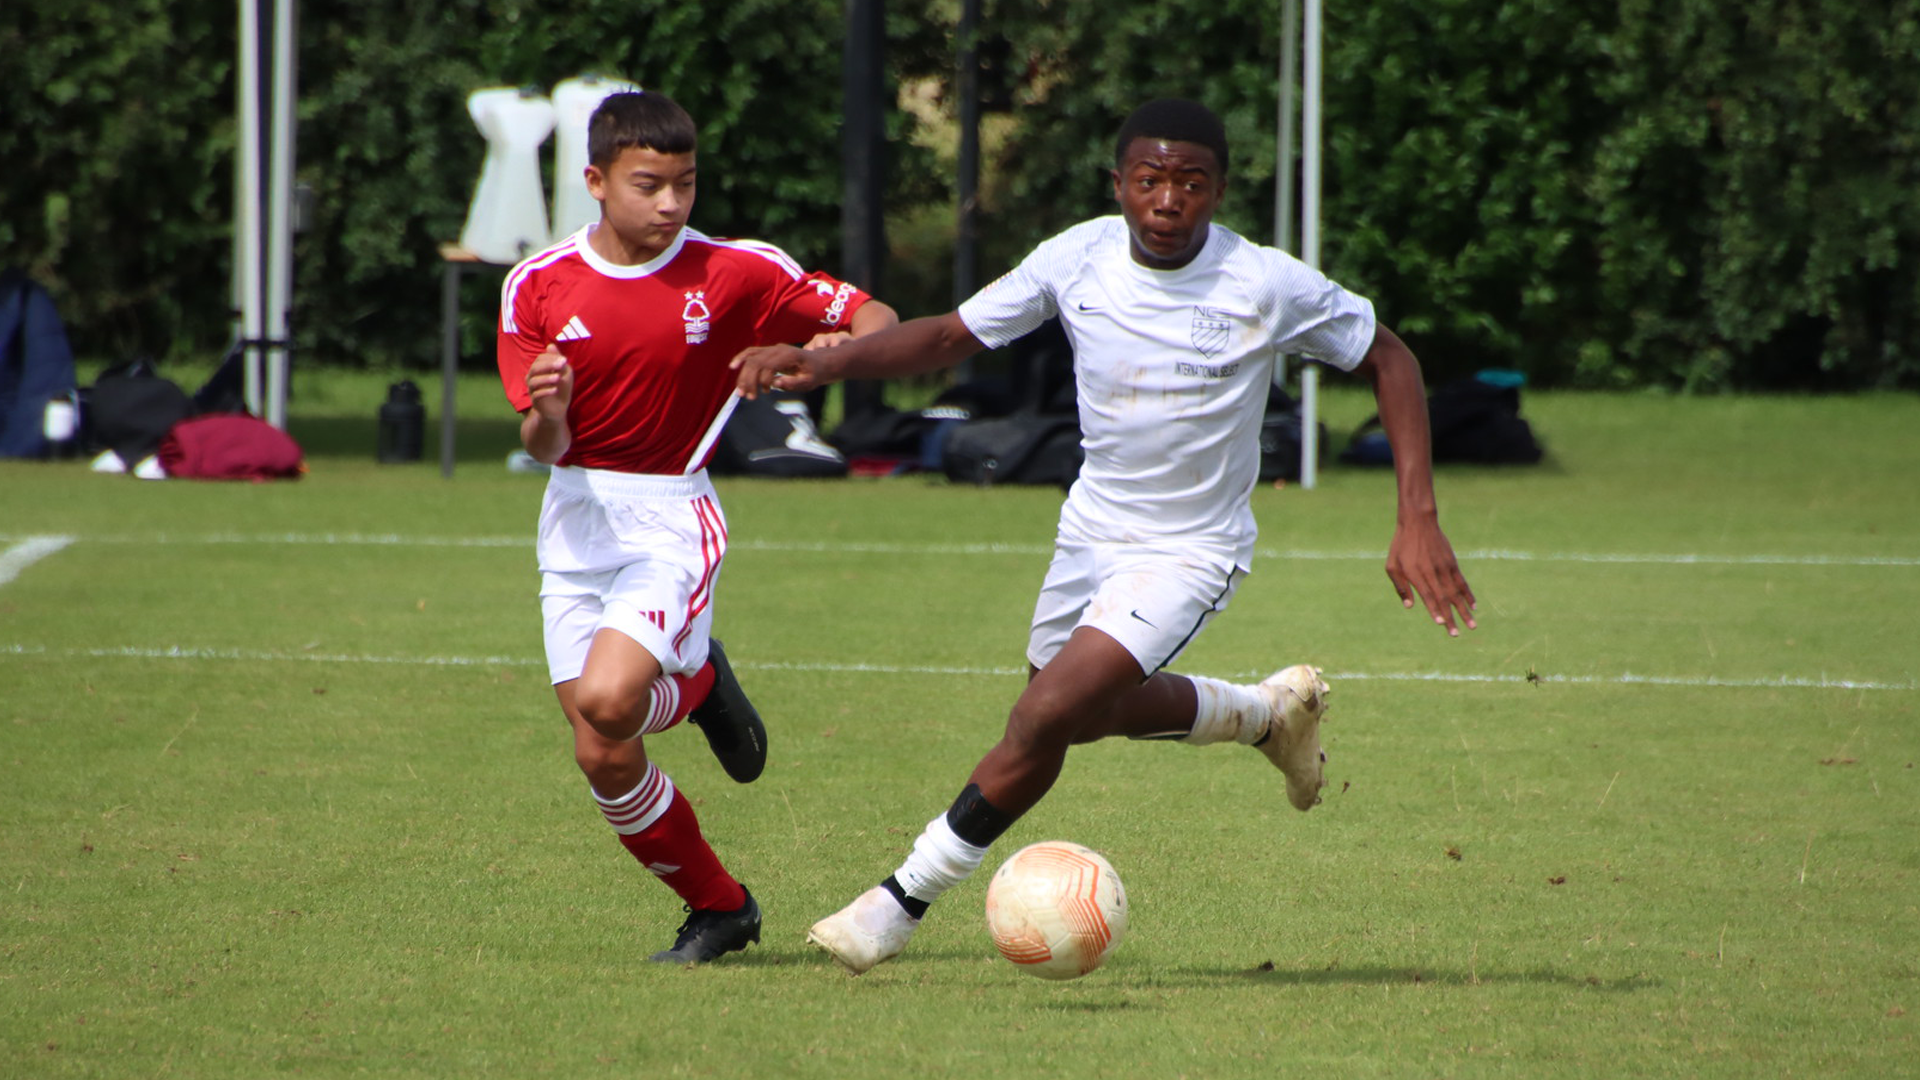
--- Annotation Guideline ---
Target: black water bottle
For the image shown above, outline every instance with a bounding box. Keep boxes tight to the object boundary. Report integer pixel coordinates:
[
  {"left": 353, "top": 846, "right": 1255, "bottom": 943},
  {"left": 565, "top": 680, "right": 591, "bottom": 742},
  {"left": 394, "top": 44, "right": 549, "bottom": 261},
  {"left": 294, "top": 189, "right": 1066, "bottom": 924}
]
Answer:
[{"left": 377, "top": 380, "right": 425, "bottom": 463}]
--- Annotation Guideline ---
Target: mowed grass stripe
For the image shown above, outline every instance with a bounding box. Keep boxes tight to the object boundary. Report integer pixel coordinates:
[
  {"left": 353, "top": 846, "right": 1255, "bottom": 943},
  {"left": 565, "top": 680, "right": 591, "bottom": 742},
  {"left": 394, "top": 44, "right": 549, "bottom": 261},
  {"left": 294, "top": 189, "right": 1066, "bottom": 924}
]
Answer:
[
  {"left": 3, "top": 642, "right": 1910, "bottom": 691},
  {"left": 2, "top": 530, "right": 1917, "bottom": 566}
]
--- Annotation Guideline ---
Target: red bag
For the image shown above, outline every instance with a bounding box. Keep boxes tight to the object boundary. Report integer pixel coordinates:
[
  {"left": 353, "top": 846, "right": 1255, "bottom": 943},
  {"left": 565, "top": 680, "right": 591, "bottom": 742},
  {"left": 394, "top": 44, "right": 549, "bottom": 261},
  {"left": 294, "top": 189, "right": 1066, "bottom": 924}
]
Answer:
[{"left": 157, "top": 413, "right": 305, "bottom": 480}]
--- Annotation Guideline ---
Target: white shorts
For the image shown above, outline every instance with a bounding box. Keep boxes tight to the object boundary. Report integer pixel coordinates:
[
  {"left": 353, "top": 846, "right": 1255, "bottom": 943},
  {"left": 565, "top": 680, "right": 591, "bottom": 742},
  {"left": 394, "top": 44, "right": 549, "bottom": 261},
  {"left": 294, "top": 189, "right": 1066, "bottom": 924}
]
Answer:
[
  {"left": 535, "top": 466, "right": 727, "bottom": 685},
  {"left": 1026, "top": 538, "right": 1246, "bottom": 676}
]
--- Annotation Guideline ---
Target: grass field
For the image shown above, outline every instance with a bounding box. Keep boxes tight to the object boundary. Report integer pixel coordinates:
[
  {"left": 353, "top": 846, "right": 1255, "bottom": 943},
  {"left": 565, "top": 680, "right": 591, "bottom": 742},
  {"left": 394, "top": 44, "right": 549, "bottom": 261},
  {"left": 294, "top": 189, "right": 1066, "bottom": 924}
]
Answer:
[{"left": 3, "top": 380, "right": 1917, "bottom": 1078}]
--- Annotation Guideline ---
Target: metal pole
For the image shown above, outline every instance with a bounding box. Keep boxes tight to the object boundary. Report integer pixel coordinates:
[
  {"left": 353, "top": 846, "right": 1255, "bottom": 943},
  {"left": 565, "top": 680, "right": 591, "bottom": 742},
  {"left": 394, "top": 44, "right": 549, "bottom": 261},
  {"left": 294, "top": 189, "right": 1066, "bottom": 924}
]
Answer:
[
  {"left": 440, "top": 263, "right": 460, "bottom": 478},
  {"left": 238, "top": 0, "right": 265, "bottom": 419},
  {"left": 840, "top": 0, "right": 886, "bottom": 420},
  {"left": 264, "top": 0, "right": 296, "bottom": 430},
  {"left": 1275, "top": 0, "right": 1298, "bottom": 255},
  {"left": 1299, "top": 0, "right": 1323, "bottom": 489}
]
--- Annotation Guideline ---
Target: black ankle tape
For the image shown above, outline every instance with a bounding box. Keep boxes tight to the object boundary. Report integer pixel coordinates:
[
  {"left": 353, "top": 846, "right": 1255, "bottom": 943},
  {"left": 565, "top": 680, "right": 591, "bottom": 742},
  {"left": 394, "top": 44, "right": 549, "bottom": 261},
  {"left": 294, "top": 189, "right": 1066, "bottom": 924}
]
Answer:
[
  {"left": 880, "top": 875, "right": 930, "bottom": 919},
  {"left": 945, "top": 783, "right": 1018, "bottom": 847}
]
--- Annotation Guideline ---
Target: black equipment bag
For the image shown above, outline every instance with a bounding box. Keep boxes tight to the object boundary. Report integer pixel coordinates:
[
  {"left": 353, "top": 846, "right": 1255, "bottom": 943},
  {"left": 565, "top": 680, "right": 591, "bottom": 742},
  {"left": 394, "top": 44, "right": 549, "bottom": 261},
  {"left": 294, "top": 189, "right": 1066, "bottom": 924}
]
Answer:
[
  {"left": 828, "top": 405, "right": 931, "bottom": 460},
  {"left": 1258, "top": 385, "right": 1329, "bottom": 482},
  {"left": 710, "top": 391, "right": 848, "bottom": 479},
  {"left": 941, "top": 414, "right": 1083, "bottom": 487},
  {"left": 89, "top": 360, "right": 195, "bottom": 466},
  {"left": 1426, "top": 374, "right": 1543, "bottom": 464},
  {"left": 1339, "top": 371, "right": 1543, "bottom": 466}
]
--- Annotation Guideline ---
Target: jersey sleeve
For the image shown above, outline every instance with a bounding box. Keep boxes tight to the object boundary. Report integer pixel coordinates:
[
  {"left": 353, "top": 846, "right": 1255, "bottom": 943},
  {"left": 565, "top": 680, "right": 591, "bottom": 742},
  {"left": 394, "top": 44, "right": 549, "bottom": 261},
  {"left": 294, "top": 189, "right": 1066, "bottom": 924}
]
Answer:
[
  {"left": 496, "top": 264, "right": 548, "bottom": 413},
  {"left": 1257, "top": 249, "right": 1377, "bottom": 372},
  {"left": 749, "top": 247, "right": 874, "bottom": 345},
  {"left": 955, "top": 228, "right": 1085, "bottom": 349}
]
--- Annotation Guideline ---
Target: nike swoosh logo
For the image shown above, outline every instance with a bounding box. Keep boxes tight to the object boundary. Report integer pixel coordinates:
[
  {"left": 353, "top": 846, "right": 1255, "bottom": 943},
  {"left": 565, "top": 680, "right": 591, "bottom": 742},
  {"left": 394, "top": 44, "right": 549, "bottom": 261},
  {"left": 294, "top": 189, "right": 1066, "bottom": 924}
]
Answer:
[
  {"left": 1129, "top": 610, "right": 1156, "bottom": 627},
  {"left": 1077, "top": 301, "right": 1098, "bottom": 312}
]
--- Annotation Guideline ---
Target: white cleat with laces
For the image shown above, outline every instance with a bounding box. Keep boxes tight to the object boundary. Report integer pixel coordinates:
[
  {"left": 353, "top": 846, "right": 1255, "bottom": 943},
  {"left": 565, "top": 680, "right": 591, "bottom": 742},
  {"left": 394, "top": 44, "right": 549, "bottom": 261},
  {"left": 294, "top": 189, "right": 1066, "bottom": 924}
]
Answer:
[
  {"left": 807, "top": 885, "right": 921, "bottom": 975},
  {"left": 1251, "top": 664, "right": 1331, "bottom": 811}
]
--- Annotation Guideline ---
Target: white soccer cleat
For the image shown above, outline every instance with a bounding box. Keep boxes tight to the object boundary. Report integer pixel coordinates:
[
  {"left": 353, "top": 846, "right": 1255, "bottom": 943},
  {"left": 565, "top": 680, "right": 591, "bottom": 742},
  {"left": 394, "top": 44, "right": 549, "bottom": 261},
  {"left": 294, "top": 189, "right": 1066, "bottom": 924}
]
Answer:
[
  {"left": 1252, "top": 664, "right": 1331, "bottom": 811},
  {"left": 807, "top": 885, "right": 920, "bottom": 975}
]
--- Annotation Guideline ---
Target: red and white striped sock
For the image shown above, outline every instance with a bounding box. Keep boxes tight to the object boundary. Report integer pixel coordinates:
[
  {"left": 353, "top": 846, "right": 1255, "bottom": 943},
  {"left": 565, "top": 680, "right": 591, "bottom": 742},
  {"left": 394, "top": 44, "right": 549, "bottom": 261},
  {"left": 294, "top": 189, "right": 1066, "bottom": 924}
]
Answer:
[
  {"left": 594, "top": 764, "right": 745, "bottom": 912},
  {"left": 634, "top": 664, "right": 718, "bottom": 736}
]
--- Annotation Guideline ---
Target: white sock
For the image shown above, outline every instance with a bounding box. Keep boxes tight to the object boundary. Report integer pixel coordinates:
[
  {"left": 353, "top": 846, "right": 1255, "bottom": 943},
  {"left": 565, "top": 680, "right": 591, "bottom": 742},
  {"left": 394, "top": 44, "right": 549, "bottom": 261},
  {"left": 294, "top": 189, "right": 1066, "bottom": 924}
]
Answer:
[
  {"left": 592, "top": 764, "right": 674, "bottom": 835},
  {"left": 637, "top": 677, "right": 681, "bottom": 736},
  {"left": 893, "top": 814, "right": 990, "bottom": 904},
  {"left": 1183, "top": 676, "right": 1270, "bottom": 745}
]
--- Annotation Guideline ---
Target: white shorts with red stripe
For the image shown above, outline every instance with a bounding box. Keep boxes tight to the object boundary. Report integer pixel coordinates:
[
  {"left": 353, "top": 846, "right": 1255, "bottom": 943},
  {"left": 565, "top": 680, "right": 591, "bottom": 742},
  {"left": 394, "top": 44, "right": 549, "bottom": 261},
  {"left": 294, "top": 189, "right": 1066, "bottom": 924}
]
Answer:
[{"left": 535, "top": 465, "right": 728, "bottom": 685}]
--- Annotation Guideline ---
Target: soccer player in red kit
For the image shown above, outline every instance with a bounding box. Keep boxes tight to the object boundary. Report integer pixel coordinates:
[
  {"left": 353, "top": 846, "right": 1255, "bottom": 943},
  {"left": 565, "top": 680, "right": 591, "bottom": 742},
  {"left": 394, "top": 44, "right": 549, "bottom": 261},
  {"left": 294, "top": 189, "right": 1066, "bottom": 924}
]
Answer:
[{"left": 497, "top": 91, "right": 898, "bottom": 964}]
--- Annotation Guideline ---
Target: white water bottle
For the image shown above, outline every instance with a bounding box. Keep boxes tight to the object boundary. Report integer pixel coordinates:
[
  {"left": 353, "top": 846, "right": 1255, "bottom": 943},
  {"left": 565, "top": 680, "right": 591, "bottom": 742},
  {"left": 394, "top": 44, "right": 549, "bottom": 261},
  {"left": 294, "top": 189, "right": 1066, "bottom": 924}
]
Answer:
[{"left": 42, "top": 393, "right": 79, "bottom": 457}]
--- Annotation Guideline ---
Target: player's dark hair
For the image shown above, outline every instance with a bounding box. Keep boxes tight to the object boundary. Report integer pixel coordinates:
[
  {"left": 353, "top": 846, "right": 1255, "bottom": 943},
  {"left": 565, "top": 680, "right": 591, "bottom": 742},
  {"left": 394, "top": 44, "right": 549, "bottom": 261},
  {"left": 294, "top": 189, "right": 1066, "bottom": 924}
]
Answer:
[
  {"left": 1114, "top": 98, "right": 1229, "bottom": 176},
  {"left": 588, "top": 91, "right": 697, "bottom": 168}
]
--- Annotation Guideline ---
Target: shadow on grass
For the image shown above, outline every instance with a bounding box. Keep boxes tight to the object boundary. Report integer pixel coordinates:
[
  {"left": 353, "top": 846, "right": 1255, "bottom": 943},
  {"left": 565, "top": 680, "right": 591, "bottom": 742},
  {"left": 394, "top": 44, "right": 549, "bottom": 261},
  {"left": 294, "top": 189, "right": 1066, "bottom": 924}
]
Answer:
[
  {"left": 1234, "top": 963, "right": 1658, "bottom": 992},
  {"left": 669, "top": 949, "right": 1657, "bottom": 998}
]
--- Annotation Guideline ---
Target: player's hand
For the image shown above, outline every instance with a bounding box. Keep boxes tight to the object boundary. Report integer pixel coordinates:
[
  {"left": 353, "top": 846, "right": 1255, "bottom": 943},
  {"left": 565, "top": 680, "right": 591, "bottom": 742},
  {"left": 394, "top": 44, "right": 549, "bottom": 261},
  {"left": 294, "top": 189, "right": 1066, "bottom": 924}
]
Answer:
[
  {"left": 803, "top": 330, "right": 854, "bottom": 350},
  {"left": 732, "top": 343, "right": 830, "bottom": 399},
  {"left": 1385, "top": 515, "right": 1477, "bottom": 636},
  {"left": 526, "top": 344, "right": 572, "bottom": 419}
]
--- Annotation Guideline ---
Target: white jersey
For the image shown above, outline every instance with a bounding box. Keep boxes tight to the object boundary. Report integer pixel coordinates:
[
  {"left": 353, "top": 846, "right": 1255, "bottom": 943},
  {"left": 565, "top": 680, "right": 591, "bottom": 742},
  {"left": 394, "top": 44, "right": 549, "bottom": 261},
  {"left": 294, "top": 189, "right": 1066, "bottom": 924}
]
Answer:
[{"left": 958, "top": 216, "right": 1377, "bottom": 564}]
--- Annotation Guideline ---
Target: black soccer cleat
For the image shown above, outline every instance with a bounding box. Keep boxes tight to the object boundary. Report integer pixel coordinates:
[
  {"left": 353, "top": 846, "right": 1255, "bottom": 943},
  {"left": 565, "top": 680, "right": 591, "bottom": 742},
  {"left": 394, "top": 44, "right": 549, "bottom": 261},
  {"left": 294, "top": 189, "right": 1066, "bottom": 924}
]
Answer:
[
  {"left": 649, "top": 888, "right": 763, "bottom": 965},
  {"left": 687, "top": 640, "right": 768, "bottom": 783}
]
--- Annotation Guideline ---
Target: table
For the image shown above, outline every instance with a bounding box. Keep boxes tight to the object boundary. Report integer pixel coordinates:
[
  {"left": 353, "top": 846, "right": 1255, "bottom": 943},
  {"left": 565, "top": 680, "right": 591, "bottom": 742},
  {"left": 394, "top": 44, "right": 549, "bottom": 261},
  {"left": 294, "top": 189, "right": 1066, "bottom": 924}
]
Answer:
[{"left": 438, "top": 243, "right": 512, "bottom": 477}]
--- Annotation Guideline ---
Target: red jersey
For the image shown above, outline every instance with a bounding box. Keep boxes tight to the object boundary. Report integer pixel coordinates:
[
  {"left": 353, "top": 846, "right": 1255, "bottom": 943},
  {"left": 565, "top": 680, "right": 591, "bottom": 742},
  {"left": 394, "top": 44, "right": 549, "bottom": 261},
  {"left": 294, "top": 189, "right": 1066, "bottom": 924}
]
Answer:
[{"left": 498, "top": 224, "right": 872, "bottom": 474}]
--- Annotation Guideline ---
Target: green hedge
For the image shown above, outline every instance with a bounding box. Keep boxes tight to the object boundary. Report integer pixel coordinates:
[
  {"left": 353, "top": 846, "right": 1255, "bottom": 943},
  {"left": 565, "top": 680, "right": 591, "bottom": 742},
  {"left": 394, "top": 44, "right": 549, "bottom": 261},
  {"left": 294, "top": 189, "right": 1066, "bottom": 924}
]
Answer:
[
  {"left": 2, "top": 0, "right": 234, "bottom": 360},
  {"left": 984, "top": 0, "right": 1920, "bottom": 389},
  {"left": 3, "top": 0, "right": 1915, "bottom": 389},
  {"left": 1, "top": 0, "right": 941, "bottom": 371}
]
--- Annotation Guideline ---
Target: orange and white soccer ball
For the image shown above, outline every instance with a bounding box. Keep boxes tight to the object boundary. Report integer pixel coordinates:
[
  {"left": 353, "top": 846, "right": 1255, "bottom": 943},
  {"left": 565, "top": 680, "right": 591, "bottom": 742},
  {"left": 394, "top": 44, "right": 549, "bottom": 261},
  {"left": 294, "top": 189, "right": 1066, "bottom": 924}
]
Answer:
[{"left": 985, "top": 841, "right": 1128, "bottom": 980}]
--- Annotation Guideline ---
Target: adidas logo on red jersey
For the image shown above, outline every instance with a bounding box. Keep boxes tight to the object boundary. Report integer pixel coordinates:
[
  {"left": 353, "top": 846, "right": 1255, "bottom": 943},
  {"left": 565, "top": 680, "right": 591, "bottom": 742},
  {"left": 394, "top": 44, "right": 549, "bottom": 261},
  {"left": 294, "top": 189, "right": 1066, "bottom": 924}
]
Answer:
[{"left": 555, "top": 315, "right": 592, "bottom": 342}]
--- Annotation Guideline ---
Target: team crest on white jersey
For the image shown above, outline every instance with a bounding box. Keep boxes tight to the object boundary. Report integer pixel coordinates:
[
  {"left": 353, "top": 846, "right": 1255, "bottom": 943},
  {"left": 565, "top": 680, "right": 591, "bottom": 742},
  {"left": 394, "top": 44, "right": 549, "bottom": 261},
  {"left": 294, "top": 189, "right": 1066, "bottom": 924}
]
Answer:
[
  {"left": 1191, "top": 306, "right": 1231, "bottom": 358},
  {"left": 682, "top": 290, "right": 712, "bottom": 344}
]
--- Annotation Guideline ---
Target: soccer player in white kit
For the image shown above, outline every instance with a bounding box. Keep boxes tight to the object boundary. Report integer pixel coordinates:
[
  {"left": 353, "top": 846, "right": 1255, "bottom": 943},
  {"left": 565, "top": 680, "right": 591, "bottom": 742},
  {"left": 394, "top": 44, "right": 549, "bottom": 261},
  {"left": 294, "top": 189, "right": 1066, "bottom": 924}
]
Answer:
[
  {"left": 734, "top": 99, "right": 1477, "bottom": 975},
  {"left": 499, "top": 92, "right": 898, "bottom": 964}
]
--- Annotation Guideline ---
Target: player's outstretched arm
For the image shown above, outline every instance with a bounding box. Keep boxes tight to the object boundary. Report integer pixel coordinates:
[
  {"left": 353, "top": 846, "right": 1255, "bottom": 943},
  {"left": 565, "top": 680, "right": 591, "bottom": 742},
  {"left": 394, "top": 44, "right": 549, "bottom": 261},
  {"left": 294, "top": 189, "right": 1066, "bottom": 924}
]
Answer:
[
  {"left": 1350, "top": 325, "right": 1478, "bottom": 636},
  {"left": 732, "top": 311, "right": 983, "bottom": 399}
]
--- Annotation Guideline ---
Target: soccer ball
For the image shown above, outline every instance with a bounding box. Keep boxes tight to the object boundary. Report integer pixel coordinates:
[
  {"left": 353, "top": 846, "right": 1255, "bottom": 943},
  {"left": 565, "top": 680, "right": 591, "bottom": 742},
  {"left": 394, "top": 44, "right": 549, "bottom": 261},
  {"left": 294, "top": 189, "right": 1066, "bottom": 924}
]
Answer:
[{"left": 984, "top": 841, "right": 1128, "bottom": 980}]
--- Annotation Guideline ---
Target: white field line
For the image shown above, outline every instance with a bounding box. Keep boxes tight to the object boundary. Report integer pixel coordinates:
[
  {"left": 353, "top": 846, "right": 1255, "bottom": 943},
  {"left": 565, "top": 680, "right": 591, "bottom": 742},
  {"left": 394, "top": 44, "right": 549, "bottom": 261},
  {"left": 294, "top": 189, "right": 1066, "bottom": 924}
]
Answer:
[
  {"left": 0, "top": 532, "right": 1917, "bottom": 567},
  {"left": 0, "top": 643, "right": 1911, "bottom": 692},
  {"left": 0, "top": 535, "right": 73, "bottom": 586}
]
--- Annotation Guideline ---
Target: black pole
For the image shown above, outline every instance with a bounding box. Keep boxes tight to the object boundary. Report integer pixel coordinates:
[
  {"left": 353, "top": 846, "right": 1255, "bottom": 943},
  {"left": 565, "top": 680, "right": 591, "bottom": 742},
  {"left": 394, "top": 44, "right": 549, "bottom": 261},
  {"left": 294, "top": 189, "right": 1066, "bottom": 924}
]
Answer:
[{"left": 840, "top": 0, "right": 886, "bottom": 420}]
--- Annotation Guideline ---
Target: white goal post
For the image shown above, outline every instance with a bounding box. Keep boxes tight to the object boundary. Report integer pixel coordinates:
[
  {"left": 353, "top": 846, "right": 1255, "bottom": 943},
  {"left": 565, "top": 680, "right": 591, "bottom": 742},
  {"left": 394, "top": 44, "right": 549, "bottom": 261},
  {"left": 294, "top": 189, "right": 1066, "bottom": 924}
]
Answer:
[{"left": 1276, "top": 0, "right": 1325, "bottom": 489}]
